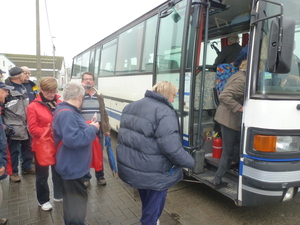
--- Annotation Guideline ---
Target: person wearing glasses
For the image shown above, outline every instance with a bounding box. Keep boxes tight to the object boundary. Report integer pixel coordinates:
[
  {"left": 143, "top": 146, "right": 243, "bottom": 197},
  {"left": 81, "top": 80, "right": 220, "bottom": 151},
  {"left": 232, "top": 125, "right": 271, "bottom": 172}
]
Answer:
[
  {"left": 27, "top": 77, "right": 63, "bottom": 211},
  {"left": 80, "top": 72, "right": 111, "bottom": 187},
  {"left": 4, "top": 67, "right": 35, "bottom": 183},
  {"left": 21, "top": 66, "right": 38, "bottom": 103}
]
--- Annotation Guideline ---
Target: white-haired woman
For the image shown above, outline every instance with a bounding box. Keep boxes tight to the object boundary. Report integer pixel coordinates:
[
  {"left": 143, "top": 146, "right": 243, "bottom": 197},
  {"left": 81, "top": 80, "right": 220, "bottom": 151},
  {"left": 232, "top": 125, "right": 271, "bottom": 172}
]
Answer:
[
  {"left": 117, "top": 81, "right": 195, "bottom": 225},
  {"left": 52, "top": 82, "right": 99, "bottom": 225}
]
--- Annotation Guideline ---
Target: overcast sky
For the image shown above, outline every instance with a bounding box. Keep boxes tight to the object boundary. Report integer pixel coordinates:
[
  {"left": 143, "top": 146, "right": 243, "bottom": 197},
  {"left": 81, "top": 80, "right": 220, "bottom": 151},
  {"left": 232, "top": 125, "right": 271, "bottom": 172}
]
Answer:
[{"left": 1, "top": 0, "right": 166, "bottom": 67}]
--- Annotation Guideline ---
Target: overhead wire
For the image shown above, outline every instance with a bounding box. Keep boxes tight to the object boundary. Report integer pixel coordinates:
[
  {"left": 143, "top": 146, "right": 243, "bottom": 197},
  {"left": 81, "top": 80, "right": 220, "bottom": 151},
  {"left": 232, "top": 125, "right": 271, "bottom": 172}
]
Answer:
[{"left": 44, "top": 0, "right": 55, "bottom": 53}]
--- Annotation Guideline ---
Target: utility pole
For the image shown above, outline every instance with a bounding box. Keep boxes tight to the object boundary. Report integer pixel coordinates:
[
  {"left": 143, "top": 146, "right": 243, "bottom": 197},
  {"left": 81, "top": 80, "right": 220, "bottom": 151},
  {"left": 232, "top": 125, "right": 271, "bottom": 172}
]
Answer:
[
  {"left": 36, "top": 0, "right": 42, "bottom": 84},
  {"left": 52, "top": 37, "right": 56, "bottom": 78}
]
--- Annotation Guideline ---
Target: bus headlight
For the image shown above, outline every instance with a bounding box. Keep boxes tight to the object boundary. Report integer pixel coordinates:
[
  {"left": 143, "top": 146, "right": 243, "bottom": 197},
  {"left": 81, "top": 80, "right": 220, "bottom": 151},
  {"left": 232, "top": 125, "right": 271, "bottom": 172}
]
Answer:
[
  {"left": 254, "top": 135, "right": 300, "bottom": 152},
  {"left": 283, "top": 187, "right": 294, "bottom": 201}
]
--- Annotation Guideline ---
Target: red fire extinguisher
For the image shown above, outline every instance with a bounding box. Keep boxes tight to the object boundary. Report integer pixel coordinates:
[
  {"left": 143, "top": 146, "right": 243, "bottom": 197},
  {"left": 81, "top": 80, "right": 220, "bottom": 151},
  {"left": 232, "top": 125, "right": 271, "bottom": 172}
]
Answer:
[{"left": 212, "top": 133, "right": 222, "bottom": 159}]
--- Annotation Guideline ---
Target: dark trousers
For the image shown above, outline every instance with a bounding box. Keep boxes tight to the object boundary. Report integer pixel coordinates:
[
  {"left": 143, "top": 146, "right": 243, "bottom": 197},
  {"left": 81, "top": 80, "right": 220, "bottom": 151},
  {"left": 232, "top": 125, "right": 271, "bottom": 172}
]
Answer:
[
  {"left": 34, "top": 153, "right": 63, "bottom": 204},
  {"left": 63, "top": 177, "right": 87, "bottom": 225},
  {"left": 138, "top": 189, "right": 167, "bottom": 225},
  {"left": 84, "top": 132, "right": 104, "bottom": 180},
  {"left": 214, "top": 124, "right": 241, "bottom": 184},
  {"left": 9, "top": 138, "right": 33, "bottom": 174}
]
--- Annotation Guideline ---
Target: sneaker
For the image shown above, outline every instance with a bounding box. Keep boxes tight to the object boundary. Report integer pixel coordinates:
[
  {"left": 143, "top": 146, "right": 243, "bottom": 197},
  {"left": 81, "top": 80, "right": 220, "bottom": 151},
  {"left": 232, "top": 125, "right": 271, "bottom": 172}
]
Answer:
[
  {"left": 38, "top": 201, "right": 53, "bottom": 211},
  {"left": 0, "top": 218, "right": 8, "bottom": 225},
  {"left": 10, "top": 174, "right": 21, "bottom": 183},
  {"left": 157, "top": 219, "right": 160, "bottom": 225},
  {"left": 97, "top": 178, "right": 106, "bottom": 186},
  {"left": 84, "top": 180, "right": 90, "bottom": 187},
  {"left": 22, "top": 167, "right": 36, "bottom": 175},
  {"left": 53, "top": 198, "right": 63, "bottom": 202}
]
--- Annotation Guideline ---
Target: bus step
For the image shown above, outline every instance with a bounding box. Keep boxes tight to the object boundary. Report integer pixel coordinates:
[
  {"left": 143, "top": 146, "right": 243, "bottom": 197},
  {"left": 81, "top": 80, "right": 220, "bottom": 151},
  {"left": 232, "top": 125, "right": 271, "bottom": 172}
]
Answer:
[{"left": 191, "top": 169, "right": 238, "bottom": 202}]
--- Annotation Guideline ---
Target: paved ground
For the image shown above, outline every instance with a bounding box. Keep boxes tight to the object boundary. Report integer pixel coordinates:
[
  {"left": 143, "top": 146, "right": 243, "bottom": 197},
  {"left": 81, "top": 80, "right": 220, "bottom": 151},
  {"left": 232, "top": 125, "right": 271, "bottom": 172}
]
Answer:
[{"left": 0, "top": 154, "right": 181, "bottom": 225}]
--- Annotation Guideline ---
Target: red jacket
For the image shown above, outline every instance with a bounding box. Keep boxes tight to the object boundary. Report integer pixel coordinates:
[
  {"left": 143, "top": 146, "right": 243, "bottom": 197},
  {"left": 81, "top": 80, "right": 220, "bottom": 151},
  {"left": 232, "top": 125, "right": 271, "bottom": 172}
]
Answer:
[{"left": 27, "top": 94, "right": 62, "bottom": 152}]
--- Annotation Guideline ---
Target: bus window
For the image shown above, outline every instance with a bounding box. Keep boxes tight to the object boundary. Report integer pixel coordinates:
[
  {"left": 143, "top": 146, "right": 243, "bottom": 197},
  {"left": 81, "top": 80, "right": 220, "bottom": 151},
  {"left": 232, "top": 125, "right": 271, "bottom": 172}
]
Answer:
[
  {"left": 94, "top": 47, "right": 101, "bottom": 77},
  {"left": 72, "top": 56, "right": 82, "bottom": 79},
  {"left": 100, "top": 39, "right": 117, "bottom": 76},
  {"left": 256, "top": 2, "right": 300, "bottom": 97},
  {"left": 116, "top": 23, "right": 144, "bottom": 74},
  {"left": 156, "top": 1, "right": 187, "bottom": 74},
  {"left": 89, "top": 49, "right": 95, "bottom": 74},
  {"left": 142, "top": 16, "right": 157, "bottom": 72},
  {"left": 81, "top": 51, "right": 90, "bottom": 74}
]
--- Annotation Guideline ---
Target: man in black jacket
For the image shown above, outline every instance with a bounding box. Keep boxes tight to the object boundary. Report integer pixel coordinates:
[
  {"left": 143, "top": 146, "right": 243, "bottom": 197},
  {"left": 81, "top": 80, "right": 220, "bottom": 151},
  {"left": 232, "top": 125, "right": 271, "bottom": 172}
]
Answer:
[{"left": 214, "top": 33, "right": 242, "bottom": 66}]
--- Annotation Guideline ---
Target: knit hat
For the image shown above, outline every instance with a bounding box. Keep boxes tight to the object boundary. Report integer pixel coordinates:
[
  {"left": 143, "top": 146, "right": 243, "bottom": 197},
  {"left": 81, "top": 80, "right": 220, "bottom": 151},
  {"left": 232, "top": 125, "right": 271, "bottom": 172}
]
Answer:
[{"left": 9, "top": 67, "right": 23, "bottom": 76}]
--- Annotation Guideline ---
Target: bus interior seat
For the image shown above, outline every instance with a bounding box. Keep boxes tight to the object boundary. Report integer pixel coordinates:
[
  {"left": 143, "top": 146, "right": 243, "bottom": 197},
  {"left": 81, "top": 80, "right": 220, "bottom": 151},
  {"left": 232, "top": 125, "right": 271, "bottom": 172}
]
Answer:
[{"left": 194, "top": 69, "right": 216, "bottom": 110}]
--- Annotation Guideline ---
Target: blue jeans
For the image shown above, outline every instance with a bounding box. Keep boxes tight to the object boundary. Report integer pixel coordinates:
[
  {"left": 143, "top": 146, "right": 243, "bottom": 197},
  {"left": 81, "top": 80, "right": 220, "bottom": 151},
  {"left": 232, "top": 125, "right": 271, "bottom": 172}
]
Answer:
[
  {"left": 138, "top": 189, "right": 167, "bottom": 225},
  {"left": 84, "top": 131, "right": 104, "bottom": 181},
  {"left": 34, "top": 153, "right": 63, "bottom": 204},
  {"left": 9, "top": 138, "right": 33, "bottom": 174}
]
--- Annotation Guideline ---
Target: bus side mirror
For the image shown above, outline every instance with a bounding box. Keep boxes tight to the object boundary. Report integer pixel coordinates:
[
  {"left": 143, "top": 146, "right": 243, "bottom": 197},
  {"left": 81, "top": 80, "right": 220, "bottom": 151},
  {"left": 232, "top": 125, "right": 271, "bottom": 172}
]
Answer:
[{"left": 267, "top": 17, "right": 295, "bottom": 73}]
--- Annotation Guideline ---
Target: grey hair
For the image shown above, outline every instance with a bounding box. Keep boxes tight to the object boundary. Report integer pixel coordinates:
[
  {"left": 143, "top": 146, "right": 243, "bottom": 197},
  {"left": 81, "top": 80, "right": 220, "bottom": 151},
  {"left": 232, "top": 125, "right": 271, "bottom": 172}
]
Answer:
[
  {"left": 63, "top": 82, "right": 85, "bottom": 101},
  {"left": 9, "top": 74, "right": 22, "bottom": 80},
  {"left": 228, "top": 33, "right": 239, "bottom": 43}
]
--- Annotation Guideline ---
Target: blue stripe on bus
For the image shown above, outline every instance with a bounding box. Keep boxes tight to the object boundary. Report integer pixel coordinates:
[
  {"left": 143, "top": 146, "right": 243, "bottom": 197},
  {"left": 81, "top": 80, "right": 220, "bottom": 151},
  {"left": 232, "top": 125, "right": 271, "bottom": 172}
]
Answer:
[
  {"left": 243, "top": 154, "right": 300, "bottom": 162},
  {"left": 106, "top": 106, "right": 190, "bottom": 146},
  {"left": 106, "top": 108, "right": 121, "bottom": 121}
]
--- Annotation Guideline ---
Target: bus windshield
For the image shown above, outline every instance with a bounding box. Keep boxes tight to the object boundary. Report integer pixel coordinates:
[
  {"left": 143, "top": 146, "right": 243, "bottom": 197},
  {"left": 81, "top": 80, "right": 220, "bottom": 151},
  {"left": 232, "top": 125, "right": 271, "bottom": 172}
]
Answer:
[{"left": 255, "top": 0, "right": 300, "bottom": 98}]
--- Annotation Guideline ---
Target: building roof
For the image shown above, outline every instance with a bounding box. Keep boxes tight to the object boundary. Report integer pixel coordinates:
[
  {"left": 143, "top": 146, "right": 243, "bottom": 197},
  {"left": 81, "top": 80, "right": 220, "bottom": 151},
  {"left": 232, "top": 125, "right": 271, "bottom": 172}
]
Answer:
[{"left": 2, "top": 53, "right": 65, "bottom": 77}]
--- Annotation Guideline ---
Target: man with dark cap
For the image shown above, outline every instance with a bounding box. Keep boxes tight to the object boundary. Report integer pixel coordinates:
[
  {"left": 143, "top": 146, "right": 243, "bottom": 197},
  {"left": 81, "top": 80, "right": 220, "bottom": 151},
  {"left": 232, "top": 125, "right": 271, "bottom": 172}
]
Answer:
[
  {"left": 214, "top": 33, "right": 243, "bottom": 66},
  {"left": 3, "top": 66, "right": 35, "bottom": 183},
  {"left": 0, "top": 81, "right": 13, "bottom": 225}
]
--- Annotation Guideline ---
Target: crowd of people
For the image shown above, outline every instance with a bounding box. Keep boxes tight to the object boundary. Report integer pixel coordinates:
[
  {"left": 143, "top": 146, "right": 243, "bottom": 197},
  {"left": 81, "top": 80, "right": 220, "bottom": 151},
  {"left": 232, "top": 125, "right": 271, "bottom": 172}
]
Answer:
[{"left": 0, "top": 67, "right": 194, "bottom": 225}]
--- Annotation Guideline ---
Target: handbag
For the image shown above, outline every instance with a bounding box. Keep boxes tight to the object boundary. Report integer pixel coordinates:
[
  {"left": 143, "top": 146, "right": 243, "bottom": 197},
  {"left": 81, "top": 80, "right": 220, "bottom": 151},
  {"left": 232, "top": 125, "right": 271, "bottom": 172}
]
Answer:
[
  {"left": 35, "top": 109, "right": 70, "bottom": 166},
  {"left": 35, "top": 124, "right": 57, "bottom": 166}
]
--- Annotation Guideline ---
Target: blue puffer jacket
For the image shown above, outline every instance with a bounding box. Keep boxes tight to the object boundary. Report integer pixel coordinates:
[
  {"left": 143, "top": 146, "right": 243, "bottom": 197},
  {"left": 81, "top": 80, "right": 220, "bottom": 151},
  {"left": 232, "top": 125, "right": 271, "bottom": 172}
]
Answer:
[{"left": 117, "top": 90, "right": 195, "bottom": 191}]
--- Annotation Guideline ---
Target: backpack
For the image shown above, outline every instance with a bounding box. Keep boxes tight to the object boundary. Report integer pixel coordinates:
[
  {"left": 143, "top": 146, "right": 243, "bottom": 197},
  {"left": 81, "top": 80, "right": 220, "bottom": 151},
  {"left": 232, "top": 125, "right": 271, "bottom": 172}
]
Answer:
[{"left": 216, "top": 63, "right": 239, "bottom": 94}]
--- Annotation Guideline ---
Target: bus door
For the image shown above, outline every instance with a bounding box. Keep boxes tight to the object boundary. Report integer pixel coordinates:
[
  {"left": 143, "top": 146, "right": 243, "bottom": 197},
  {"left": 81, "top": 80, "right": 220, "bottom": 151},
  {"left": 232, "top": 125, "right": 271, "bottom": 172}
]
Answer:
[{"left": 154, "top": 0, "right": 191, "bottom": 146}]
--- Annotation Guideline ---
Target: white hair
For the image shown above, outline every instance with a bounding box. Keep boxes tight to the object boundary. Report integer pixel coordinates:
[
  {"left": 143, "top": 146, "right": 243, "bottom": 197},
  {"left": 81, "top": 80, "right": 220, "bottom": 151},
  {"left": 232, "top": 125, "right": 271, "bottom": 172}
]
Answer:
[{"left": 63, "top": 82, "right": 85, "bottom": 101}]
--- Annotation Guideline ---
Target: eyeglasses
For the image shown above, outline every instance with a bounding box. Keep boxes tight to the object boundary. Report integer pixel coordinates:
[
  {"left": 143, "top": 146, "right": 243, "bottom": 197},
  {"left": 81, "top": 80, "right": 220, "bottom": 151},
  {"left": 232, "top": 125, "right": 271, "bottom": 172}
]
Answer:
[
  {"left": 43, "top": 90, "right": 58, "bottom": 95},
  {"left": 82, "top": 78, "right": 93, "bottom": 81},
  {"left": 23, "top": 72, "right": 31, "bottom": 75}
]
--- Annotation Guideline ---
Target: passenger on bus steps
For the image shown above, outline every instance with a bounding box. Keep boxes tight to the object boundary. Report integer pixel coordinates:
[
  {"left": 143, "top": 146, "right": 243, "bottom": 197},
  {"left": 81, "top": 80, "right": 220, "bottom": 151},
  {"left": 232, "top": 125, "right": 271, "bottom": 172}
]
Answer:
[
  {"left": 80, "top": 72, "right": 111, "bottom": 187},
  {"left": 117, "top": 81, "right": 195, "bottom": 225},
  {"left": 212, "top": 60, "right": 247, "bottom": 189},
  {"left": 214, "top": 33, "right": 243, "bottom": 67}
]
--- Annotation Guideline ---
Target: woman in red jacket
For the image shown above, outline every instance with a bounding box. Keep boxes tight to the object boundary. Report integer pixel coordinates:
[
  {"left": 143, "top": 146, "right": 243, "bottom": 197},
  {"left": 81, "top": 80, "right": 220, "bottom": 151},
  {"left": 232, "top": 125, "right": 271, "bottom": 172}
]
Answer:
[{"left": 27, "top": 77, "right": 63, "bottom": 211}]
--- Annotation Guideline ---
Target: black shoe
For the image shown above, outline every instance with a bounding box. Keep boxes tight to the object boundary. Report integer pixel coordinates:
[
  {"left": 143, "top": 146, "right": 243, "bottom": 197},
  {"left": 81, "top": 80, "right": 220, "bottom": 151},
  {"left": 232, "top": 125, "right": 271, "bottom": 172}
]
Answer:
[
  {"left": 229, "top": 163, "right": 239, "bottom": 169},
  {"left": 211, "top": 181, "right": 228, "bottom": 189}
]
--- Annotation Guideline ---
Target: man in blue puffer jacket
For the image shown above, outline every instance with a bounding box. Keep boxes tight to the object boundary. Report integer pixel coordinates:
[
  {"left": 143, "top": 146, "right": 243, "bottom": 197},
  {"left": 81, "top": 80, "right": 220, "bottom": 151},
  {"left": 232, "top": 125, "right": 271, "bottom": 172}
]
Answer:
[{"left": 117, "top": 81, "right": 195, "bottom": 225}]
